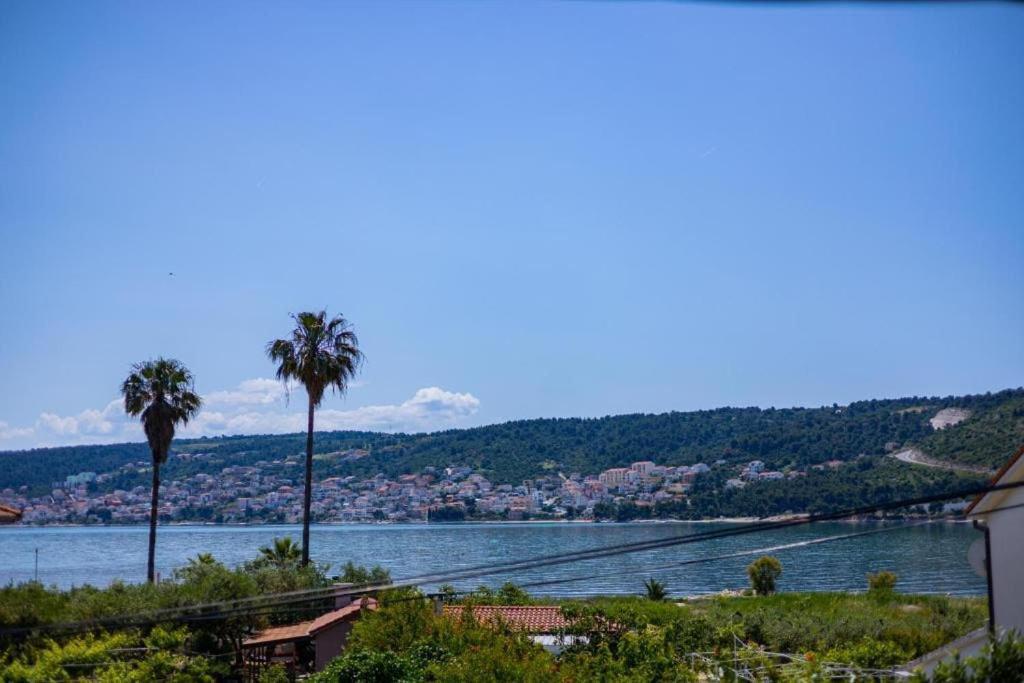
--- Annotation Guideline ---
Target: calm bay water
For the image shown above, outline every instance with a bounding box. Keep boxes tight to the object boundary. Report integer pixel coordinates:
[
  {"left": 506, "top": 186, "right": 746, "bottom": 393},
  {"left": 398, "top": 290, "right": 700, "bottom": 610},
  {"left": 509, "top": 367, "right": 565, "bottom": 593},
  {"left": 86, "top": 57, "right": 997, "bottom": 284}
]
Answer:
[{"left": 0, "top": 522, "right": 985, "bottom": 596}]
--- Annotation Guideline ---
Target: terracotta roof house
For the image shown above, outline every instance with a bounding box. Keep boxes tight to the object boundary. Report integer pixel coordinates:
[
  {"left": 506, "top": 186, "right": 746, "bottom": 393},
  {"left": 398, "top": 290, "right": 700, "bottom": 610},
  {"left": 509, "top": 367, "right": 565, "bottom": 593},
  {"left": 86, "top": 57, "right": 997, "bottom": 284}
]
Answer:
[
  {"left": 900, "top": 445, "right": 1024, "bottom": 677},
  {"left": 444, "top": 604, "right": 610, "bottom": 653},
  {"left": 242, "top": 597, "right": 377, "bottom": 681},
  {"left": 0, "top": 504, "right": 22, "bottom": 524}
]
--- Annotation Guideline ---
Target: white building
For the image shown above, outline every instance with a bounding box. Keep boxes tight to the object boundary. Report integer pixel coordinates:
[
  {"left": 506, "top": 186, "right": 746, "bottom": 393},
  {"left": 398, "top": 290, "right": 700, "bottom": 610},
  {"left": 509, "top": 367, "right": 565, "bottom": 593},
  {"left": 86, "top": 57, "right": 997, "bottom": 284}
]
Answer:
[
  {"left": 598, "top": 468, "right": 630, "bottom": 488},
  {"left": 901, "top": 447, "right": 1024, "bottom": 676},
  {"left": 966, "top": 448, "right": 1024, "bottom": 633}
]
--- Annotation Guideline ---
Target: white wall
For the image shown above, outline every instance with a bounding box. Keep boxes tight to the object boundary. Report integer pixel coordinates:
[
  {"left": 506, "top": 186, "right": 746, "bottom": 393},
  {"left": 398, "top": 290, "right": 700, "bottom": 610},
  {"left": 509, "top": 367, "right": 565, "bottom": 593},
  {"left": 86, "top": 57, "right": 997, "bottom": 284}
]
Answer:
[{"left": 987, "top": 484, "right": 1024, "bottom": 633}]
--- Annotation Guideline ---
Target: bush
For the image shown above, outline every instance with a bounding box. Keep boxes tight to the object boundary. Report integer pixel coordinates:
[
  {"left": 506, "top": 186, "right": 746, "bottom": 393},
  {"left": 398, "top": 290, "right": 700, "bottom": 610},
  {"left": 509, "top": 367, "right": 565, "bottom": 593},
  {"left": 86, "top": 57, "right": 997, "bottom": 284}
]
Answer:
[
  {"left": 462, "top": 582, "right": 534, "bottom": 606},
  {"left": 319, "top": 593, "right": 557, "bottom": 682},
  {"left": 295, "top": 591, "right": 990, "bottom": 683},
  {"left": 426, "top": 639, "right": 555, "bottom": 682},
  {"left": 259, "top": 665, "right": 291, "bottom": 683},
  {"left": 309, "top": 648, "right": 423, "bottom": 683},
  {"left": 746, "top": 556, "right": 782, "bottom": 596},
  {"left": 338, "top": 561, "right": 391, "bottom": 586},
  {"left": 0, "top": 627, "right": 223, "bottom": 682},
  {"left": 825, "top": 637, "right": 913, "bottom": 668},
  {"left": 868, "top": 570, "right": 898, "bottom": 594},
  {"left": 0, "top": 550, "right": 343, "bottom": 659}
]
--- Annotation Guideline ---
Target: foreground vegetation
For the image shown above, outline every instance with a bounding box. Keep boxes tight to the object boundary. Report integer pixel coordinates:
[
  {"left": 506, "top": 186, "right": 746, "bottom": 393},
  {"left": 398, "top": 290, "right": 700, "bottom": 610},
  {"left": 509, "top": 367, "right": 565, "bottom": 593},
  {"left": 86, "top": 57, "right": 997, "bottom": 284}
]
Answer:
[
  {"left": 306, "top": 588, "right": 1001, "bottom": 682},
  {"left": 0, "top": 540, "right": 390, "bottom": 680},
  {"left": 2, "top": 548, "right": 1009, "bottom": 682}
]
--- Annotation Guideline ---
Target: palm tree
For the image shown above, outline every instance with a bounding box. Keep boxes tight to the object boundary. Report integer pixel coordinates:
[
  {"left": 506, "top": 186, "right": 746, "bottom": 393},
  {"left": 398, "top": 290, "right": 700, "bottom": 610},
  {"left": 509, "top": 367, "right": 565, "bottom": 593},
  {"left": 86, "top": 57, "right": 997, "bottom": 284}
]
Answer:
[
  {"left": 259, "top": 537, "right": 302, "bottom": 568},
  {"left": 267, "top": 311, "right": 363, "bottom": 566},
  {"left": 644, "top": 577, "right": 668, "bottom": 601},
  {"left": 122, "top": 358, "right": 202, "bottom": 583}
]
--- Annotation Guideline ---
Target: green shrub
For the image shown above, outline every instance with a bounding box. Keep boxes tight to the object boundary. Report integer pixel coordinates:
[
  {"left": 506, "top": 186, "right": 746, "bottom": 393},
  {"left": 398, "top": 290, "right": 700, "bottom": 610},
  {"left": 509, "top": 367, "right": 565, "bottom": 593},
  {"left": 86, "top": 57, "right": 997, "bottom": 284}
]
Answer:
[
  {"left": 309, "top": 649, "right": 423, "bottom": 683},
  {"left": 425, "top": 638, "right": 556, "bottom": 682},
  {"left": 0, "top": 628, "right": 222, "bottom": 683},
  {"left": 462, "top": 582, "right": 535, "bottom": 606},
  {"left": 577, "top": 592, "right": 985, "bottom": 659},
  {"left": 259, "top": 665, "right": 291, "bottom": 683},
  {"left": 746, "top": 556, "right": 782, "bottom": 596},
  {"left": 825, "top": 637, "right": 913, "bottom": 668},
  {"left": 338, "top": 561, "right": 391, "bottom": 586},
  {"left": 868, "top": 570, "right": 899, "bottom": 594},
  {"left": 1, "top": 631, "right": 134, "bottom": 682},
  {"left": 95, "top": 649, "right": 222, "bottom": 682},
  {"left": 321, "top": 592, "right": 557, "bottom": 682}
]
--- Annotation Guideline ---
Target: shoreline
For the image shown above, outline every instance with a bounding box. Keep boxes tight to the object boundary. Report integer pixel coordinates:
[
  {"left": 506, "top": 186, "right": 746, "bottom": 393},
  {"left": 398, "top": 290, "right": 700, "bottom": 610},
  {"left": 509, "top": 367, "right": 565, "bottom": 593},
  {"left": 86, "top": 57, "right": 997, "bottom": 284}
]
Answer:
[{"left": 0, "top": 516, "right": 970, "bottom": 530}]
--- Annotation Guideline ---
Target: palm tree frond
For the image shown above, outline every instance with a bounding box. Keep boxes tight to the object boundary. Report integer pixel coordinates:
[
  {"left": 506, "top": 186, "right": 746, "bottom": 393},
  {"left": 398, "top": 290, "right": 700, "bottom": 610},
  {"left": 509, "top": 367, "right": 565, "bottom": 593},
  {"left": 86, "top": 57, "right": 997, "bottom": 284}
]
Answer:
[
  {"left": 267, "top": 310, "right": 363, "bottom": 408},
  {"left": 122, "top": 358, "right": 202, "bottom": 461}
]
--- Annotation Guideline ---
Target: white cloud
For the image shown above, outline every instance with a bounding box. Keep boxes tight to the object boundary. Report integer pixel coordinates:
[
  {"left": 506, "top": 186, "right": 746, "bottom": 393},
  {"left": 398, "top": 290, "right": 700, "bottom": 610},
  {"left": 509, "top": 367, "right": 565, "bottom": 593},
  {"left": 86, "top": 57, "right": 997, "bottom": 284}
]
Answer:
[
  {"left": 204, "top": 378, "right": 292, "bottom": 406},
  {"left": 0, "top": 383, "right": 480, "bottom": 450},
  {"left": 309, "top": 386, "right": 479, "bottom": 433},
  {"left": 34, "top": 399, "right": 123, "bottom": 437},
  {"left": 179, "top": 386, "right": 479, "bottom": 437},
  {"left": 0, "top": 421, "right": 34, "bottom": 441}
]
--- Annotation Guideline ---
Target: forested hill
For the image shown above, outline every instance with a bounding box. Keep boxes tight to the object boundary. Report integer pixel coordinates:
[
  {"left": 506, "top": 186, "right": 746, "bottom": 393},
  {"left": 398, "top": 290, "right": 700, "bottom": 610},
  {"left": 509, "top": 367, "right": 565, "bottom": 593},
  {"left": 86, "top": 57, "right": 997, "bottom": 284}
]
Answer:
[{"left": 2, "top": 388, "right": 1022, "bottom": 495}]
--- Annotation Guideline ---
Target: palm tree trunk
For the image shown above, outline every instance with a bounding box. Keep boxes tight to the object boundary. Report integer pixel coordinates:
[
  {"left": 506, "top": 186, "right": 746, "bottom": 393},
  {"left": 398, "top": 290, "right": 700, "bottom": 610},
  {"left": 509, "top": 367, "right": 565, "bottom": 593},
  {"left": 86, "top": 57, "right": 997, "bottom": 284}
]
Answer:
[
  {"left": 148, "top": 461, "right": 160, "bottom": 583},
  {"left": 302, "top": 395, "right": 315, "bottom": 566}
]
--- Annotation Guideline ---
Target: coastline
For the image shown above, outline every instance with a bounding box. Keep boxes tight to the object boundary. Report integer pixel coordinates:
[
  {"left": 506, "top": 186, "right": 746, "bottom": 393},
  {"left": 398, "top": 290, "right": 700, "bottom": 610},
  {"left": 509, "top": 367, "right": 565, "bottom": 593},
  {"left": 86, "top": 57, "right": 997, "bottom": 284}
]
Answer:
[{"left": 0, "top": 515, "right": 969, "bottom": 530}]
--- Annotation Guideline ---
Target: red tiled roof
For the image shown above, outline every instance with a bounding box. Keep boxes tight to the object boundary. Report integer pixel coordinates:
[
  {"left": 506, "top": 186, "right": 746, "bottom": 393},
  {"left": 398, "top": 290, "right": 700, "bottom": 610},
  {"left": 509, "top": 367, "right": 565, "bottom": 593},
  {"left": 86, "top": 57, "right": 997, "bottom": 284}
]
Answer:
[
  {"left": 443, "top": 605, "right": 569, "bottom": 634},
  {"left": 243, "top": 598, "right": 378, "bottom": 647},
  {"left": 308, "top": 598, "right": 377, "bottom": 635},
  {"left": 243, "top": 621, "right": 312, "bottom": 647}
]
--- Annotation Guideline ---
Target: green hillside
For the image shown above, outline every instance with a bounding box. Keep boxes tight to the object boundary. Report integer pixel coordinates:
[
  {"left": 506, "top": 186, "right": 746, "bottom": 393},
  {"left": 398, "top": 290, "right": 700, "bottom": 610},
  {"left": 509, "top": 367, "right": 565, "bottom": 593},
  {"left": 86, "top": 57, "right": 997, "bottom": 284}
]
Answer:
[
  {"left": 2, "top": 388, "right": 1021, "bottom": 497},
  {"left": 916, "top": 395, "right": 1024, "bottom": 468}
]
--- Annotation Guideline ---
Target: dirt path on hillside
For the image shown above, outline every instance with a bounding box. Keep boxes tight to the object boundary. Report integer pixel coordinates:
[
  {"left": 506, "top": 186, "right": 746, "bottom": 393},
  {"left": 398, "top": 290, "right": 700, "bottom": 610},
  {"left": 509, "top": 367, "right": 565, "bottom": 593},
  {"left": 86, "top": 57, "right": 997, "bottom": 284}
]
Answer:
[{"left": 889, "top": 448, "right": 993, "bottom": 475}]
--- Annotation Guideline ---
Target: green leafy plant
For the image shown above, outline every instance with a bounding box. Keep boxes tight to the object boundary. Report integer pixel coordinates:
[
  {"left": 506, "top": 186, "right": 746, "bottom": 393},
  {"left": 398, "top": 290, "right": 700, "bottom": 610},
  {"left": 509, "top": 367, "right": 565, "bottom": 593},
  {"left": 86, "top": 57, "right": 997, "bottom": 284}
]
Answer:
[
  {"left": 259, "top": 664, "right": 292, "bottom": 683},
  {"left": 339, "top": 561, "right": 391, "bottom": 586},
  {"left": 308, "top": 648, "right": 424, "bottom": 683},
  {"left": 259, "top": 537, "right": 302, "bottom": 568},
  {"left": 0, "top": 627, "right": 222, "bottom": 682},
  {"left": 825, "top": 637, "right": 913, "bottom": 668},
  {"left": 644, "top": 578, "right": 668, "bottom": 601}
]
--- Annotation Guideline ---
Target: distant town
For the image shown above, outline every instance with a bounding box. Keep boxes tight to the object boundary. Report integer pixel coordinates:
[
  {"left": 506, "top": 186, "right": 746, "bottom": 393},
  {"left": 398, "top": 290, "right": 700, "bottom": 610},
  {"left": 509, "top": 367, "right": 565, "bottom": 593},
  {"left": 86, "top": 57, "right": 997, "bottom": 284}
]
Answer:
[{"left": 1, "top": 450, "right": 849, "bottom": 525}]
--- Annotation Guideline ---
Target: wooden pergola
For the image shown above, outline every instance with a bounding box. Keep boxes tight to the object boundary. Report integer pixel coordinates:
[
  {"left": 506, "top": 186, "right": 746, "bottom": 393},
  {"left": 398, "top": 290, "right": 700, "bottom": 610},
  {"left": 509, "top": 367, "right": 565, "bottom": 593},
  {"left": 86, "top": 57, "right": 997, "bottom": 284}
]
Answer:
[{"left": 241, "top": 597, "right": 377, "bottom": 681}]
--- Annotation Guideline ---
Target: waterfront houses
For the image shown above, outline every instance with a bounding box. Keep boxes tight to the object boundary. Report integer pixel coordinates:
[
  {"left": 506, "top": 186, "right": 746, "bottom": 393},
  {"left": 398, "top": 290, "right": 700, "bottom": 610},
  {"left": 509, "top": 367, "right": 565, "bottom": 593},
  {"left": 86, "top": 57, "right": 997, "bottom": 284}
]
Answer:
[{"left": 1, "top": 454, "right": 828, "bottom": 525}]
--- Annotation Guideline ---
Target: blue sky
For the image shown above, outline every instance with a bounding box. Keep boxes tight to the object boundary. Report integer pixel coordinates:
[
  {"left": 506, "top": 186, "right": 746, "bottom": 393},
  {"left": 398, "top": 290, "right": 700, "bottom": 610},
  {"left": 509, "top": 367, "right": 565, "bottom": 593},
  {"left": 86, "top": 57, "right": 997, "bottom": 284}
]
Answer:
[{"left": 1, "top": 1, "right": 1022, "bottom": 450}]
